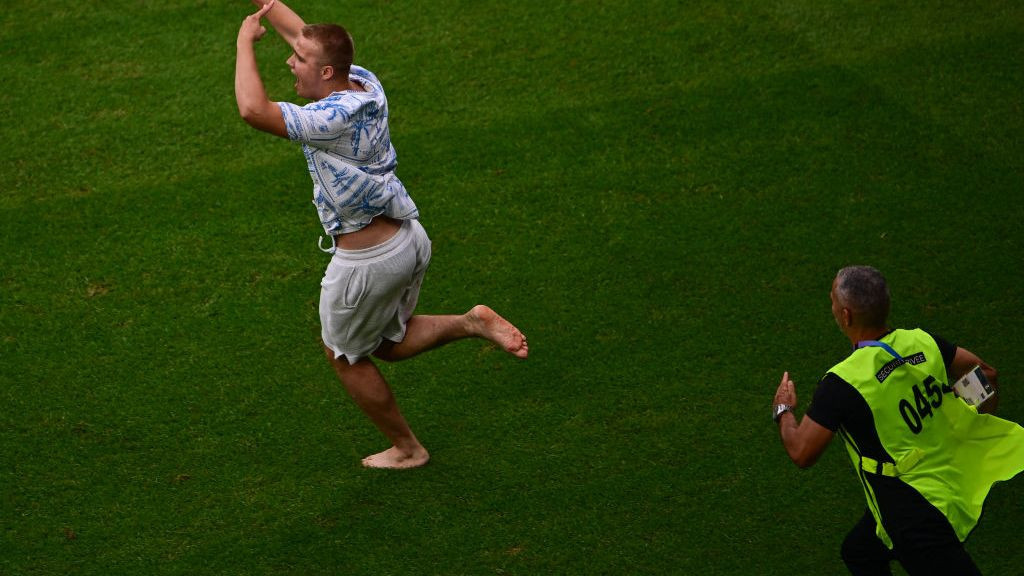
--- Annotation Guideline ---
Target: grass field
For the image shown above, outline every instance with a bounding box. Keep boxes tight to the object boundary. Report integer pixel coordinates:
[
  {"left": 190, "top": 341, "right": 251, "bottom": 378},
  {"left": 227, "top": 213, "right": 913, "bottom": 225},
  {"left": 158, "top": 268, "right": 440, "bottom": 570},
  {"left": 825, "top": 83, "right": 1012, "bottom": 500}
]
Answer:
[{"left": 2, "top": 1, "right": 1023, "bottom": 574}]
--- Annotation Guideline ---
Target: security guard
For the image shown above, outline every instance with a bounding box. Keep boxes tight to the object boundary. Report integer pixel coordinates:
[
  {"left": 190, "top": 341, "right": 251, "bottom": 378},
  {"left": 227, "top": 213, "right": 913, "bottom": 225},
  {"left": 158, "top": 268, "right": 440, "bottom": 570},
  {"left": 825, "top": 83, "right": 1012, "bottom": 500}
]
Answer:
[{"left": 772, "top": 265, "right": 1024, "bottom": 575}]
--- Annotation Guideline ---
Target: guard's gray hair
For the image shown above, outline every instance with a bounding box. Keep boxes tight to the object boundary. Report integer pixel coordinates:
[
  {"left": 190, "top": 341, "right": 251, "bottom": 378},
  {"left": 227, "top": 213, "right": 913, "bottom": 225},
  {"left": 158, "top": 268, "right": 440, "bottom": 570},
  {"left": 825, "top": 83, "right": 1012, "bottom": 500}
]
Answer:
[{"left": 835, "top": 265, "right": 890, "bottom": 328}]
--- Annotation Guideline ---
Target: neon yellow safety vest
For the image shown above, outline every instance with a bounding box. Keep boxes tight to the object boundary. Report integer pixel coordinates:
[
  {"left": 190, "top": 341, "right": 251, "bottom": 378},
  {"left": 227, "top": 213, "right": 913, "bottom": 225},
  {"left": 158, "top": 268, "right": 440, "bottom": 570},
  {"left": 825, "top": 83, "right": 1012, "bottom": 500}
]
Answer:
[{"left": 829, "top": 328, "right": 1024, "bottom": 548}]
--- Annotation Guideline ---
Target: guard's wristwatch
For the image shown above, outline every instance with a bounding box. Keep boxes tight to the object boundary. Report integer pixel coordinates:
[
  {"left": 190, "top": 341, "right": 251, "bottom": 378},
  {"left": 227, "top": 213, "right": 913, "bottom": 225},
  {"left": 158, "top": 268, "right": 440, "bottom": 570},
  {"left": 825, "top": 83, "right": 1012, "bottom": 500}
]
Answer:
[{"left": 772, "top": 403, "right": 794, "bottom": 423}]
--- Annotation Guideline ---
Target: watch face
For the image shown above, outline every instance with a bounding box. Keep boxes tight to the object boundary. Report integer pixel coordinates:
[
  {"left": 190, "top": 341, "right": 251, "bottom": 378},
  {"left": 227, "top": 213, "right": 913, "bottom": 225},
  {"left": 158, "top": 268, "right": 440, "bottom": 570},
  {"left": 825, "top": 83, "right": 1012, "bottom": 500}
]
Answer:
[{"left": 773, "top": 404, "right": 790, "bottom": 421}]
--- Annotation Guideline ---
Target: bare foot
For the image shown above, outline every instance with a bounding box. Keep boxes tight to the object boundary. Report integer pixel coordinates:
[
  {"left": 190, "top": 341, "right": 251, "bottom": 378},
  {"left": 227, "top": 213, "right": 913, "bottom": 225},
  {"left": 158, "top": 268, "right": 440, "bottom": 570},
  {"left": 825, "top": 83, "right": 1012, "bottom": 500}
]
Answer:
[
  {"left": 361, "top": 446, "right": 430, "bottom": 469},
  {"left": 467, "top": 305, "right": 529, "bottom": 359}
]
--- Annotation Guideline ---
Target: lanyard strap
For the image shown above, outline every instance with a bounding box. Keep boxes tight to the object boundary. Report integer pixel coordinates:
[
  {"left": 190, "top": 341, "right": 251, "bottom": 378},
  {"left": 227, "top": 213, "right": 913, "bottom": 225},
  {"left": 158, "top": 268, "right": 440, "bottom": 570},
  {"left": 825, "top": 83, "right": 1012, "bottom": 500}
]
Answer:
[{"left": 856, "top": 339, "right": 904, "bottom": 361}]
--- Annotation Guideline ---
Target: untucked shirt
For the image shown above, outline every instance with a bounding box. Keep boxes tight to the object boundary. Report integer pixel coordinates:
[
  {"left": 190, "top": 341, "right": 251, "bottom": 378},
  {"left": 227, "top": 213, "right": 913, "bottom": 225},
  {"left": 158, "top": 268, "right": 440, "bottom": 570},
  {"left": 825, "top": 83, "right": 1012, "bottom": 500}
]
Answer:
[{"left": 278, "top": 65, "right": 419, "bottom": 237}]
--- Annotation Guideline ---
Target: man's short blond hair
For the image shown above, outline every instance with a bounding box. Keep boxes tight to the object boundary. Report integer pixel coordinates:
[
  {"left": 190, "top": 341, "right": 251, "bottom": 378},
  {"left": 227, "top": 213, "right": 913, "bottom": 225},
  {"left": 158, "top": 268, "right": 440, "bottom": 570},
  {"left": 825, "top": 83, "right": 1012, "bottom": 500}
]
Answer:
[{"left": 302, "top": 24, "right": 354, "bottom": 78}]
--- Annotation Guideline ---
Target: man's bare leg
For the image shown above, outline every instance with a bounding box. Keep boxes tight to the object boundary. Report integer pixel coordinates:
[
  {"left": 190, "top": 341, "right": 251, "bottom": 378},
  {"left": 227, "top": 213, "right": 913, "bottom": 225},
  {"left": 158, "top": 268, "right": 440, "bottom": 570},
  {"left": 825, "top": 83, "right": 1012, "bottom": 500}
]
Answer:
[
  {"left": 324, "top": 347, "right": 430, "bottom": 469},
  {"left": 333, "top": 305, "right": 525, "bottom": 469},
  {"left": 375, "top": 305, "right": 529, "bottom": 362}
]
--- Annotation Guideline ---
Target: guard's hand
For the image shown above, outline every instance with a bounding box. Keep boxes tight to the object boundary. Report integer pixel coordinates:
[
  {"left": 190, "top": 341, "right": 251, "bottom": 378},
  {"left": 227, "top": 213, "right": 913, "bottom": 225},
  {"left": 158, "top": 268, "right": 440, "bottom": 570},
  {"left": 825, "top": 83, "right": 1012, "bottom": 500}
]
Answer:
[
  {"left": 238, "top": 0, "right": 275, "bottom": 44},
  {"left": 774, "top": 371, "right": 798, "bottom": 408}
]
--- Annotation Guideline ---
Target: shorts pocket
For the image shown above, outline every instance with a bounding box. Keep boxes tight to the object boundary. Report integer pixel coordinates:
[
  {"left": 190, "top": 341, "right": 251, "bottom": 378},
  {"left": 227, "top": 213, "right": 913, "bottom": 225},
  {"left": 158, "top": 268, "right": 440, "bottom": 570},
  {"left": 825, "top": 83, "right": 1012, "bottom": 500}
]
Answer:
[{"left": 322, "top": 263, "right": 369, "bottom": 310}]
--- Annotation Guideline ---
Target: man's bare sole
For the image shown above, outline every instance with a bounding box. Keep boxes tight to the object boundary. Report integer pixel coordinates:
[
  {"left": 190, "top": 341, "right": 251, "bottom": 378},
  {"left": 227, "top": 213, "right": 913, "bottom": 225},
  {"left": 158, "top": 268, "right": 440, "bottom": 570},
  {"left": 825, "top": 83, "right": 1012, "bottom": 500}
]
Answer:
[
  {"left": 362, "top": 446, "right": 431, "bottom": 470},
  {"left": 468, "top": 305, "right": 529, "bottom": 359}
]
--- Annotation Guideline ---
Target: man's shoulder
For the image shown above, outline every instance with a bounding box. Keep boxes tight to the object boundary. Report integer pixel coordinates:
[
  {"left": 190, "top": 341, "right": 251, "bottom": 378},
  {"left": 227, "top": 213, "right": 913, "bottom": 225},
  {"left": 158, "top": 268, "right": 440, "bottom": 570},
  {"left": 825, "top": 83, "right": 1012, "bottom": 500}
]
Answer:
[
  {"left": 817, "top": 370, "right": 852, "bottom": 390},
  {"left": 888, "top": 327, "right": 955, "bottom": 361},
  {"left": 292, "top": 92, "right": 372, "bottom": 127},
  {"left": 892, "top": 326, "right": 948, "bottom": 345},
  {"left": 812, "top": 370, "right": 857, "bottom": 405},
  {"left": 896, "top": 327, "right": 957, "bottom": 370},
  {"left": 314, "top": 81, "right": 385, "bottom": 113},
  {"left": 806, "top": 371, "right": 858, "bottom": 432},
  {"left": 350, "top": 64, "right": 374, "bottom": 79}
]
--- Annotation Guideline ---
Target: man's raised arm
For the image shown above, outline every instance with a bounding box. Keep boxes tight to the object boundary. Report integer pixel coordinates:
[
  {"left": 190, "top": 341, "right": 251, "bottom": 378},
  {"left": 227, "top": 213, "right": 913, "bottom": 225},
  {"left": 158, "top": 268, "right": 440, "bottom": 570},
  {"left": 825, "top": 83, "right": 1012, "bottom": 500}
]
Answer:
[
  {"left": 250, "top": 0, "right": 306, "bottom": 48},
  {"left": 236, "top": 2, "right": 288, "bottom": 138}
]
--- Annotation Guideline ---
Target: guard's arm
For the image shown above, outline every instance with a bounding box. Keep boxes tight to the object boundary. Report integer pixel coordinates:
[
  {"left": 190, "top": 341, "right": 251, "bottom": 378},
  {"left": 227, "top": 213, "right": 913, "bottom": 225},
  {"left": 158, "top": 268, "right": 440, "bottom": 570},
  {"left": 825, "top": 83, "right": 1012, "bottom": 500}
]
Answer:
[
  {"left": 950, "top": 347, "right": 999, "bottom": 414},
  {"left": 236, "top": 2, "right": 288, "bottom": 138},
  {"left": 250, "top": 0, "right": 306, "bottom": 48},
  {"left": 775, "top": 372, "right": 834, "bottom": 468}
]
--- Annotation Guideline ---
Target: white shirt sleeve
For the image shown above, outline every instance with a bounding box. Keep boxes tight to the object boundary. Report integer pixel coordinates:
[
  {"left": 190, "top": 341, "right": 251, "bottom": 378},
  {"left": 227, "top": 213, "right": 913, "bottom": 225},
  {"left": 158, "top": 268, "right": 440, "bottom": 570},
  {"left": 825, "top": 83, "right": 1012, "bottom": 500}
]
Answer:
[{"left": 278, "top": 100, "right": 351, "bottom": 148}]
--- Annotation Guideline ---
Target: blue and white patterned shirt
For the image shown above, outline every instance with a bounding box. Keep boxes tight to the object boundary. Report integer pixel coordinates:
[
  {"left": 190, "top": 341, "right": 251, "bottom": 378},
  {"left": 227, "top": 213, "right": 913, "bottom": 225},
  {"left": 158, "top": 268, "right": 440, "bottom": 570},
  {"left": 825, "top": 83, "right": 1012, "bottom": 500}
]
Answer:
[{"left": 278, "top": 65, "right": 418, "bottom": 237}]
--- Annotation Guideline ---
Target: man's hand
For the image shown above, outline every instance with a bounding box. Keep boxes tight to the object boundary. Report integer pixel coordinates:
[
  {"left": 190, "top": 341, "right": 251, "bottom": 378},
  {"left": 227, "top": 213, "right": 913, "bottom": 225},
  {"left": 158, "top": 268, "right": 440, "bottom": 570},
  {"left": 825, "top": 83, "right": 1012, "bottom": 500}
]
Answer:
[
  {"left": 244, "top": 0, "right": 305, "bottom": 49},
  {"left": 773, "top": 371, "right": 833, "bottom": 468},
  {"left": 951, "top": 347, "right": 1000, "bottom": 414},
  {"left": 238, "top": 0, "right": 275, "bottom": 45},
  {"left": 774, "top": 371, "right": 798, "bottom": 409}
]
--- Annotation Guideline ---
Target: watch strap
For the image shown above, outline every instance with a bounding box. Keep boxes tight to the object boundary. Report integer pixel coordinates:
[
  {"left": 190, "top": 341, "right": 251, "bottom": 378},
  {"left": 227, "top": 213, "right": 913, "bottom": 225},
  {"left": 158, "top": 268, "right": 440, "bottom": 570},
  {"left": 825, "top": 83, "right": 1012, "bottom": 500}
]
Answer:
[{"left": 772, "top": 403, "right": 794, "bottom": 423}]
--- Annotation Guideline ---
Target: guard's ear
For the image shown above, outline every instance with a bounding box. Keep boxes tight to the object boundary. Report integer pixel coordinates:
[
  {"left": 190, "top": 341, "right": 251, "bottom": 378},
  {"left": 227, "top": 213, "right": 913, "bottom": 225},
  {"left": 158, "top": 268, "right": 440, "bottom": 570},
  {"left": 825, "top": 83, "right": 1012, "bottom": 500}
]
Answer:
[{"left": 841, "top": 307, "right": 854, "bottom": 328}]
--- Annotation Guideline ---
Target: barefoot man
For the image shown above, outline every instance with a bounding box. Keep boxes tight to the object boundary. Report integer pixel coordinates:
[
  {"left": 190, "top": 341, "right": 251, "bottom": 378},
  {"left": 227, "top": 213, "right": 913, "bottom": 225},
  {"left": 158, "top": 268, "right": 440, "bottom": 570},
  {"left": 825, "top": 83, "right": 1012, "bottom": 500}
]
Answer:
[{"left": 235, "top": 0, "right": 528, "bottom": 469}]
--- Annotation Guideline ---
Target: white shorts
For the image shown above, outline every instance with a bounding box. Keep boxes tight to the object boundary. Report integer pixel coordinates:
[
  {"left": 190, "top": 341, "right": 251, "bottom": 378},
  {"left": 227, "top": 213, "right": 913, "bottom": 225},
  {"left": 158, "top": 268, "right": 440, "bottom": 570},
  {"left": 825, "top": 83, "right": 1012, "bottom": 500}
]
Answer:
[{"left": 319, "top": 219, "right": 431, "bottom": 364}]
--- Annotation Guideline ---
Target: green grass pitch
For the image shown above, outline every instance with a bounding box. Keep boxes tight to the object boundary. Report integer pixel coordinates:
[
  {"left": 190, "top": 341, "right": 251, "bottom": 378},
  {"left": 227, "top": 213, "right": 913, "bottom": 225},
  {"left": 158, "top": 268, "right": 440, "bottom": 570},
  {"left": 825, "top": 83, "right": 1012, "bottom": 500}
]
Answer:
[{"left": 2, "top": 1, "right": 1022, "bottom": 574}]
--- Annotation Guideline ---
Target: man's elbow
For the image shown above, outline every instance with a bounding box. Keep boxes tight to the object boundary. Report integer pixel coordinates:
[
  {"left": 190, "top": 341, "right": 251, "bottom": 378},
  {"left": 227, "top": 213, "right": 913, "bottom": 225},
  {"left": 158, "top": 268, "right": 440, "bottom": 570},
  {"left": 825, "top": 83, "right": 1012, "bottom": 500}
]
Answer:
[
  {"left": 238, "top": 105, "right": 287, "bottom": 137},
  {"left": 790, "top": 454, "right": 816, "bottom": 469},
  {"left": 238, "top": 104, "right": 265, "bottom": 127},
  {"left": 786, "top": 445, "right": 821, "bottom": 469}
]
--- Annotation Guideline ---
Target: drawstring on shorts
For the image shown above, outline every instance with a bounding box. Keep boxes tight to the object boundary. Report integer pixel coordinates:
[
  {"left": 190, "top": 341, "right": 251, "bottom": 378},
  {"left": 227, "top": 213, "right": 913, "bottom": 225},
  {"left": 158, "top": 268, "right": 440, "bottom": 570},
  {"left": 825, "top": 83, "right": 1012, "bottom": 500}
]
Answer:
[{"left": 318, "top": 235, "right": 337, "bottom": 255}]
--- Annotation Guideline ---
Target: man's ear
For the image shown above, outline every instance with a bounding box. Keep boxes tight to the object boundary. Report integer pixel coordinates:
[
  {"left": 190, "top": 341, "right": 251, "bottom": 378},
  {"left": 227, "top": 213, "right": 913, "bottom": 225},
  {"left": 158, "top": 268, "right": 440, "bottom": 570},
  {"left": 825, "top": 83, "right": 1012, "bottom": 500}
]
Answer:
[
  {"left": 321, "top": 65, "right": 335, "bottom": 81},
  {"left": 841, "top": 307, "right": 854, "bottom": 328}
]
